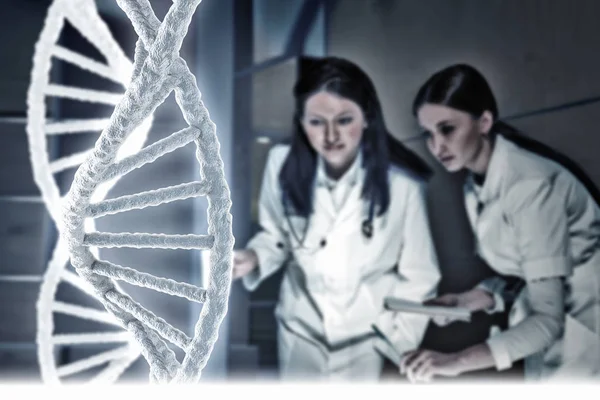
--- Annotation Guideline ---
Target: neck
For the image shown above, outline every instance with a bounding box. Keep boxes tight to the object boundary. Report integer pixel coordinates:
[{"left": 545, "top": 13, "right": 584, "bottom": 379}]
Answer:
[
  {"left": 465, "top": 137, "right": 493, "bottom": 176},
  {"left": 325, "top": 161, "right": 351, "bottom": 181},
  {"left": 324, "top": 152, "right": 358, "bottom": 181}
]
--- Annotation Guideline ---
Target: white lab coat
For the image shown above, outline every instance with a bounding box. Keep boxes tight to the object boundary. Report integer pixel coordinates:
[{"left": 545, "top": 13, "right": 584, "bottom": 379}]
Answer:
[
  {"left": 243, "top": 144, "right": 441, "bottom": 380},
  {"left": 465, "top": 134, "right": 600, "bottom": 381}
]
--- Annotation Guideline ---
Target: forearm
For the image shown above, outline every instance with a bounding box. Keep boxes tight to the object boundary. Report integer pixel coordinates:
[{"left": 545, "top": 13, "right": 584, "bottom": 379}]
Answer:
[
  {"left": 454, "top": 312, "right": 561, "bottom": 375},
  {"left": 453, "top": 278, "right": 564, "bottom": 374},
  {"left": 485, "top": 278, "right": 565, "bottom": 370},
  {"left": 486, "top": 311, "right": 562, "bottom": 370},
  {"left": 455, "top": 343, "right": 497, "bottom": 374}
]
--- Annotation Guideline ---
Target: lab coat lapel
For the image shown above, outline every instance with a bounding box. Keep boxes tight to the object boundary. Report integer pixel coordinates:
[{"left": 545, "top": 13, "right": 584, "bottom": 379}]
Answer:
[
  {"left": 313, "top": 156, "right": 338, "bottom": 222},
  {"left": 313, "top": 184, "right": 337, "bottom": 222},
  {"left": 470, "top": 135, "right": 509, "bottom": 244},
  {"left": 334, "top": 175, "right": 364, "bottom": 226},
  {"left": 333, "top": 151, "right": 366, "bottom": 228}
]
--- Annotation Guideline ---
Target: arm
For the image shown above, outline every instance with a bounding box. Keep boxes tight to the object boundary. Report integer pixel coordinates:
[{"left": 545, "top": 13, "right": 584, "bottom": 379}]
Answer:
[
  {"left": 483, "top": 178, "right": 570, "bottom": 370},
  {"left": 447, "top": 277, "right": 565, "bottom": 373},
  {"left": 374, "top": 182, "right": 441, "bottom": 363},
  {"left": 242, "top": 147, "right": 291, "bottom": 291},
  {"left": 484, "top": 277, "right": 565, "bottom": 370},
  {"left": 401, "top": 178, "right": 569, "bottom": 381}
]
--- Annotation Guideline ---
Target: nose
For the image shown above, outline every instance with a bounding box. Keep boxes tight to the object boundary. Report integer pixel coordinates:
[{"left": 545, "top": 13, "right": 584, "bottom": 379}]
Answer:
[
  {"left": 429, "top": 134, "right": 446, "bottom": 157},
  {"left": 324, "top": 122, "right": 339, "bottom": 145}
]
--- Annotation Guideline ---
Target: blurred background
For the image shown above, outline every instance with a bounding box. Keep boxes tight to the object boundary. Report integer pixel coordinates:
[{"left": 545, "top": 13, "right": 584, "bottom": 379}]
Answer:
[{"left": 1, "top": 0, "right": 600, "bottom": 384}]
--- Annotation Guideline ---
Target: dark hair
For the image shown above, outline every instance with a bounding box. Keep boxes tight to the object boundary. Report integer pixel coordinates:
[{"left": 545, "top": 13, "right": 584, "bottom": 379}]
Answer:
[
  {"left": 412, "top": 63, "right": 600, "bottom": 205},
  {"left": 279, "top": 56, "right": 433, "bottom": 218}
]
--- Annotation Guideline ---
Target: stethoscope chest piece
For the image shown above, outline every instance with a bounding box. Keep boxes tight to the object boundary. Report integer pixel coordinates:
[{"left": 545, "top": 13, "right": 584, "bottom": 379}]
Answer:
[{"left": 361, "top": 219, "right": 373, "bottom": 239}]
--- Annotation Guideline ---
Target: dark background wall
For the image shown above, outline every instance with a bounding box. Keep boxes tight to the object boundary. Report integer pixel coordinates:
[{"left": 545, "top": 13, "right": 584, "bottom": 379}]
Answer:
[{"left": 0, "top": 0, "right": 598, "bottom": 384}]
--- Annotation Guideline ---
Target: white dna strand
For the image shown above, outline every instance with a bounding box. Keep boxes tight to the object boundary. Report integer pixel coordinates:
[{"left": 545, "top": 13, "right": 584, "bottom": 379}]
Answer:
[
  {"left": 28, "top": 0, "right": 233, "bottom": 382},
  {"left": 27, "top": 0, "right": 153, "bottom": 383},
  {"left": 60, "top": 0, "right": 234, "bottom": 384}
]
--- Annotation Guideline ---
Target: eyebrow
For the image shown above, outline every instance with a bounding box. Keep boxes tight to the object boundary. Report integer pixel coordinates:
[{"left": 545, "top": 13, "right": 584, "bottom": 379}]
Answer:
[
  {"left": 436, "top": 119, "right": 455, "bottom": 127},
  {"left": 306, "top": 110, "right": 354, "bottom": 119},
  {"left": 418, "top": 118, "right": 455, "bottom": 132}
]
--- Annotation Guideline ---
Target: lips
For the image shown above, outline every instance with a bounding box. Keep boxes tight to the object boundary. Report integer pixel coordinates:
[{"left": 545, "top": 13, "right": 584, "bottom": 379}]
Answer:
[
  {"left": 439, "top": 155, "right": 454, "bottom": 163},
  {"left": 324, "top": 143, "right": 344, "bottom": 151}
]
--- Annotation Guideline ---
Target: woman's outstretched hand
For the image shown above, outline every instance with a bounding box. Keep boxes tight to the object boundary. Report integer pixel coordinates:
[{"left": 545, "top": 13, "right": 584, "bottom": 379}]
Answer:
[{"left": 232, "top": 249, "right": 259, "bottom": 279}]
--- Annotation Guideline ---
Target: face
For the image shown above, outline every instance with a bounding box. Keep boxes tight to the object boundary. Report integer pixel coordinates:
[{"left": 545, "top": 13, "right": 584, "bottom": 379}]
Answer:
[
  {"left": 301, "top": 91, "right": 366, "bottom": 176},
  {"left": 417, "top": 103, "right": 492, "bottom": 172}
]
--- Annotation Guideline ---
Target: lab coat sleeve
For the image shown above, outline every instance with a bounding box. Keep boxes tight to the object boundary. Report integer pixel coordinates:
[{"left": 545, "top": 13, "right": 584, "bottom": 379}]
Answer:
[
  {"left": 242, "top": 147, "right": 290, "bottom": 292},
  {"left": 373, "top": 182, "right": 441, "bottom": 365},
  {"left": 510, "top": 177, "right": 573, "bottom": 281},
  {"left": 486, "top": 278, "right": 565, "bottom": 370},
  {"left": 485, "top": 178, "right": 569, "bottom": 370}
]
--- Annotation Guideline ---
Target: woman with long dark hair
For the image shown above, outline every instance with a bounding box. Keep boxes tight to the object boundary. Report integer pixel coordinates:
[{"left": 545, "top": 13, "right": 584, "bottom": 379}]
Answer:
[
  {"left": 232, "top": 56, "right": 441, "bottom": 380},
  {"left": 400, "top": 64, "right": 600, "bottom": 382}
]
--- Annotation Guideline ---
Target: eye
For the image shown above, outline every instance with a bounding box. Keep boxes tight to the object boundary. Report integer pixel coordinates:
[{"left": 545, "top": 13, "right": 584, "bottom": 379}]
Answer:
[
  {"left": 440, "top": 125, "right": 455, "bottom": 135},
  {"left": 308, "top": 119, "right": 323, "bottom": 126},
  {"left": 420, "top": 130, "right": 432, "bottom": 140},
  {"left": 337, "top": 116, "right": 353, "bottom": 125}
]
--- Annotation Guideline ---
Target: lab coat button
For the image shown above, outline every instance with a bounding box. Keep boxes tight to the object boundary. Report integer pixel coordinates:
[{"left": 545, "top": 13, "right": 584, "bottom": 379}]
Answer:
[
  {"left": 276, "top": 242, "right": 284, "bottom": 249},
  {"left": 320, "top": 238, "right": 327, "bottom": 248}
]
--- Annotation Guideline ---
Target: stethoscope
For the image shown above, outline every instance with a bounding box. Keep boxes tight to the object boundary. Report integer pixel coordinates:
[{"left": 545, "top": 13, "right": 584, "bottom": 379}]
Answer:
[{"left": 283, "top": 194, "right": 376, "bottom": 251}]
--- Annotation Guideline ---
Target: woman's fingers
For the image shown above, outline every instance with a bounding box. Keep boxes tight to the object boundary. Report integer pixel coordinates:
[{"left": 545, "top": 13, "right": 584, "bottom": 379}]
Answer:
[
  {"left": 423, "top": 298, "right": 443, "bottom": 306},
  {"left": 414, "top": 357, "right": 433, "bottom": 382},
  {"left": 424, "top": 294, "right": 458, "bottom": 307},
  {"left": 233, "top": 250, "right": 247, "bottom": 263},
  {"left": 231, "top": 264, "right": 243, "bottom": 279},
  {"left": 405, "top": 350, "right": 431, "bottom": 382},
  {"left": 426, "top": 294, "right": 464, "bottom": 326},
  {"left": 232, "top": 258, "right": 248, "bottom": 279},
  {"left": 399, "top": 350, "right": 419, "bottom": 374}
]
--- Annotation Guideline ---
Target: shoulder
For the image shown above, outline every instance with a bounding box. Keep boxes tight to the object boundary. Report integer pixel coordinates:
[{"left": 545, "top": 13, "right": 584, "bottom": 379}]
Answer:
[
  {"left": 264, "top": 144, "right": 291, "bottom": 173},
  {"left": 499, "top": 135, "right": 567, "bottom": 188},
  {"left": 267, "top": 144, "right": 291, "bottom": 164},
  {"left": 502, "top": 147, "right": 564, "bottom": 212}
]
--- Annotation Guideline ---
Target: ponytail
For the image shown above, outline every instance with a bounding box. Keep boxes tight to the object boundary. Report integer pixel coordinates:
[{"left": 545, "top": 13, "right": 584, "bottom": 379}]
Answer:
[{"left": 491, "top": 120, "right": 600, "bottom": 206}]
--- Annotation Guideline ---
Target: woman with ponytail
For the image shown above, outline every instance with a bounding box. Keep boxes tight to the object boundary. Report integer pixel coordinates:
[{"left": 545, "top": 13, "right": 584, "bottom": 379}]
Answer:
[{"left": 400, "top": 64, "right": 600, "bottom": 382}]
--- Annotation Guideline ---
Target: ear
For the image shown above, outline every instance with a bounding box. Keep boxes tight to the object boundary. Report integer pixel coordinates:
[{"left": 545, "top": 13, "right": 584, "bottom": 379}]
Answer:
[{"left": 478, "top": 110, "right": 494, "bottom": 136}]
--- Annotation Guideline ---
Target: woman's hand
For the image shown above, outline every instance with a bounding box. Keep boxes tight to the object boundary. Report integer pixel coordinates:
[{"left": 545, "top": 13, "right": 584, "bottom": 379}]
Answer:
[
  {"left": 424, "top": 288, "right": 495, "bottom": 326},
  {"left": 399, "top": 349, "right": 463, "bottom": 383},
  {"left": 400, "top": 344, "right": 495, "bottom": 383},
  {"left": 232, "top": 249, "right": 259, "bottom": 279}
]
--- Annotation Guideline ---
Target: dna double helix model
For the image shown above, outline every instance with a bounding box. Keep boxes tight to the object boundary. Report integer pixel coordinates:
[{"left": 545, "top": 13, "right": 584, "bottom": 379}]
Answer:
[{"left": 27, "top": 0, "right": 233, "bottom": 384}]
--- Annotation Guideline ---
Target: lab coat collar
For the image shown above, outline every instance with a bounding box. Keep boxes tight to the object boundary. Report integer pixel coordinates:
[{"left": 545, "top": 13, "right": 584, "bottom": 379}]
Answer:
[
  {"left": 466, "top": 134, "right": 511, "bottom": 203},
  {"left": 315, "top": 149, "right": 363, "bottom": 189}
]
